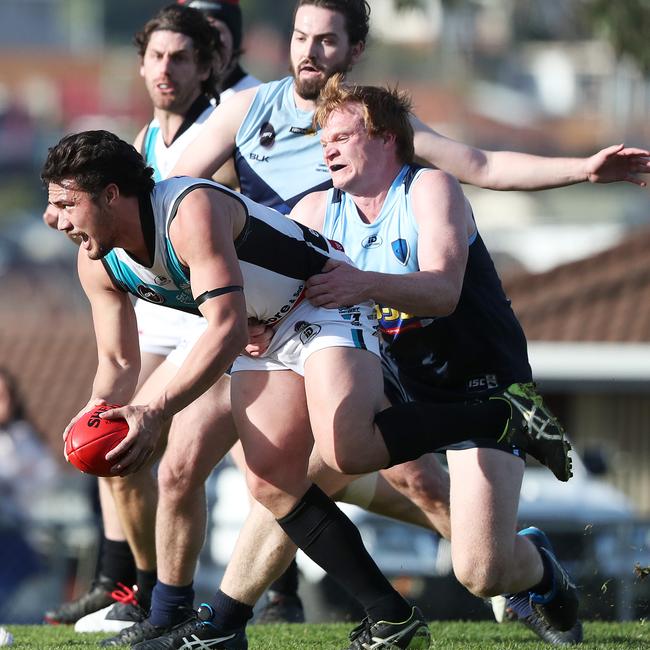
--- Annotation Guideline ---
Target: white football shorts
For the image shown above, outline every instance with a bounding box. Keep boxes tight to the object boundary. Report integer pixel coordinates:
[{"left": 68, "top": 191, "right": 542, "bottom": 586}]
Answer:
[
  {"left": 232, "top": 299, "right": 379, "bottom": 376},
  {"left": 135, "top": 298, "right": 206, "bottom": 361}
]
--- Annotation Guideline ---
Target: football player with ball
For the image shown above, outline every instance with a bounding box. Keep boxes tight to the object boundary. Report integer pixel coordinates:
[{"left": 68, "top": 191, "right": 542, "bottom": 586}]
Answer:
[{"left": 43, "top": 127, "right": 577, "bottom": 648}]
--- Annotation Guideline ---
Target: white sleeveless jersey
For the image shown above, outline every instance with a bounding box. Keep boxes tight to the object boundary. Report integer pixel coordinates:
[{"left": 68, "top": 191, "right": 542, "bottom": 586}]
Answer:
[
  {"left": 103, "top": 177, "right": 348, "bottom": 325},
  {"left": 141, "top": 104, "right": 215, "bottom": 182}
]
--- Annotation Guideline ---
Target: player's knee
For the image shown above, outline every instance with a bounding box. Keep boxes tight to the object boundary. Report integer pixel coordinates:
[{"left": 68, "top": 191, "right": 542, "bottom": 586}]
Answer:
[
  {"left": 321, "top": 452, "right": 364, "bottom": 475},
  {"left": 157, "top": 457, "right": 201, "bottom": 499},
  {"left": 453, "top": 556, "right": 510, "bottom": 598},
  {"left": 245, "top": 472, "right": 286, "bottom": 513},
  {"left": 317, "top": 439, "right": 369, "bottom": 475},
  {"left": 394, "top": 466, "right": 449, "bottom": 509},
  {"left": 105, "top": 472, "right": 152, "bottom": 496}
]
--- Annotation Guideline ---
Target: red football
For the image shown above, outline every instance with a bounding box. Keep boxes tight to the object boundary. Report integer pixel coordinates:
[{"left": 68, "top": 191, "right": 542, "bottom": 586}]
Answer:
[{"left": 65, "top": 403, "right": 129, "bottom": 476}]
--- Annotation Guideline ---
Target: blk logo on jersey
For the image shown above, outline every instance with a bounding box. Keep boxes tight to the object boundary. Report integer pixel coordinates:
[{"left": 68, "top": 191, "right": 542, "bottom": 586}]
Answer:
[
  {"left": 259, "top": 121, "right": 276, "bottom": 147},
  {"left": 362, "top": 234, "right": 383, "bottom": 249},
  {"left": 391, "top": 239, "right": 410, "bottom": 265},
  {"left": 154, "top": 275, "right": 169, "bottom": 286},
  {"left": 137, "top": 285, "right": 165, "bottom": 304}
]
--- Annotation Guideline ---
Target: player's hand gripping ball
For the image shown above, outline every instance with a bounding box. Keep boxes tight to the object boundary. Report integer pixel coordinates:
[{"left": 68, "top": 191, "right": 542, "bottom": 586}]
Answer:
[{"left": 65, "top": 404, "right": 128, "bottom": 476}]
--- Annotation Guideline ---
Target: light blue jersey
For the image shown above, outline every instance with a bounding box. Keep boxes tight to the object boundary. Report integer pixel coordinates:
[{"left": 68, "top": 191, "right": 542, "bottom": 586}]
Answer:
[
  {"left": 321, "top": 164, "right": 532, "bottom": 398},
  {"left": 323, "top": 165, "right": 422, "bottom": 275},
  {"left": 323, "top": 165, "right": 439, "bottom": 337},
  {"left": 234, "top": 76, "right": 332, "bottom": 214}
]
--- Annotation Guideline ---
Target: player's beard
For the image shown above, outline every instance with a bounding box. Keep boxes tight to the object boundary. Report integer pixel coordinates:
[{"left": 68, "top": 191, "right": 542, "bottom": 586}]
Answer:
[
  {"left": 88, "top": 206, "right": 116, "bottom": 261},
  {"left": 87, "top": 235, "right": 111, "bottom": 261},
  {"left": 150, "top": 78, "right": 197, "bottom": 115},
  {"left": 290, "top": 53, "right": 354, "bottom": 101}
]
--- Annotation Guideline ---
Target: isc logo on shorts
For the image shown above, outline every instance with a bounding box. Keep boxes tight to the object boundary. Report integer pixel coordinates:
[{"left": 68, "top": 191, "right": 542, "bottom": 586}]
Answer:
[{"left": 467, "top": 375, "right": 498, "bottom": 391}]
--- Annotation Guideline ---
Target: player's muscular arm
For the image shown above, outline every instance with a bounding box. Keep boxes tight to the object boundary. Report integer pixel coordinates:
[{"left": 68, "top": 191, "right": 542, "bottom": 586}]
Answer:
[
  {"left": 306, "top": 171, "right": 468, "bottom": 316},
  {"left": 170, "top": 87, "right": 255, "bottom": 178},
  {"left": 410, "top": 114, "right": 650, "bottom": 190},
  {"left": 146, "top": 189, "right": 248, "bottom": 421},
  {"left": 78, "top": 251, "right": 141, "bottom": 406},
  {"left": 65, "top": 251, "right": 141, "bottom": 447}
]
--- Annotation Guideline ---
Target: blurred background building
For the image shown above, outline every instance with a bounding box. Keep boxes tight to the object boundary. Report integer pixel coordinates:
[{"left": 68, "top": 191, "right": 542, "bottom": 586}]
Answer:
[{"left": 0, "top": 0, "right": 648, "bottom": 624}]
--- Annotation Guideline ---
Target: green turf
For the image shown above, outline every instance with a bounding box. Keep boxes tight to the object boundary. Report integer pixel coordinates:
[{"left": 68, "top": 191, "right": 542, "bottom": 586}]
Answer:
[{"left": 3, "top": 621, "right": 649, "bottom": 649}]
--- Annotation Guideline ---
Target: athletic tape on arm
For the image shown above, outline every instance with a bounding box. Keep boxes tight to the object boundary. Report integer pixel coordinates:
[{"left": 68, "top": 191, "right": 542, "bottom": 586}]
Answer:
[{"left": 195, "top": 285, "right": 244, "bottom": 306}]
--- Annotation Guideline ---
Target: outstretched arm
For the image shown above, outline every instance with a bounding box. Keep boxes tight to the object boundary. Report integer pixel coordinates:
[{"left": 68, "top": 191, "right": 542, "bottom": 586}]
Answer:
[{"left": 411, "top": 114, "right": 650, "bottom": 190}]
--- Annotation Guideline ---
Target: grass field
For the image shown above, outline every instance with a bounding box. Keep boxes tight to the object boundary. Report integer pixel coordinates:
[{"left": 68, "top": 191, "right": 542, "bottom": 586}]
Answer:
[{"left": 3, "top": 621, "right": 650, "bottom": 649}]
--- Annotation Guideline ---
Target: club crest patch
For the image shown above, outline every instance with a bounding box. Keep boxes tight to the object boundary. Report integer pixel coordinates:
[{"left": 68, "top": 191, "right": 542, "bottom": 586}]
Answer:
[
  {"left": 259, "top": 121, "right": 276, "bottom": 148},
  {"left": 391, "top": 238, "right": 410, "bottom": 265}
]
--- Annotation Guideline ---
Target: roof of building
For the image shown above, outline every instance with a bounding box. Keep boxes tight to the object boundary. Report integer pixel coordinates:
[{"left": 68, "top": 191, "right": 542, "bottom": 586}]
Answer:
[{"left": 503, "top": 225, "right": 650, "bottom": 343}]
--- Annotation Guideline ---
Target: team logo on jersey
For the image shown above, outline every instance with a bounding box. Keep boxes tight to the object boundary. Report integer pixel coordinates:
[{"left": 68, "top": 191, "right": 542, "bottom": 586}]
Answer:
[
  {"left": 295, "top": 321, "right": 321, "bottom": 344},
  {"left": 361, "top": 234, "right": 383, "bottom": 249},
  {"left": 391, "top": 239, "right": 410, "bottom": 265},
  {"left": 154, "top": 275, "right": 170, "bottom": 286},
  {"left": 137, "top": 285, "right": 165, "bottom": 304},
  {"left": 259, "top": 121, "right": 276, "bottom": 147},
  {"left": 289, "top": 126, "right": 316, "bottom": 136}
]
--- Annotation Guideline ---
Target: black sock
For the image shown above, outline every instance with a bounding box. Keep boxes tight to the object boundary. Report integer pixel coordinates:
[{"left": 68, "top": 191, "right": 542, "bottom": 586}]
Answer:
[
  {"left": 277, "top": 484, "right": 410, "bottom": 623},
  {"left": 206, "top": 590, "right": 253, "bottom": 632},
  {"left": 375, "top": 399, "right": 510, "bottom": 466},
  {"left": 268, "top": 559, "right": 299, "bottom": 597},
  {"left": 149, "top": 581, "right": 194, "bottom": 627},
  {"left": 136, "top": 568, "right": 158, "bottom": 612},
  {"left": 99, "top": 538, "right": 136, "bottom": 587}
]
